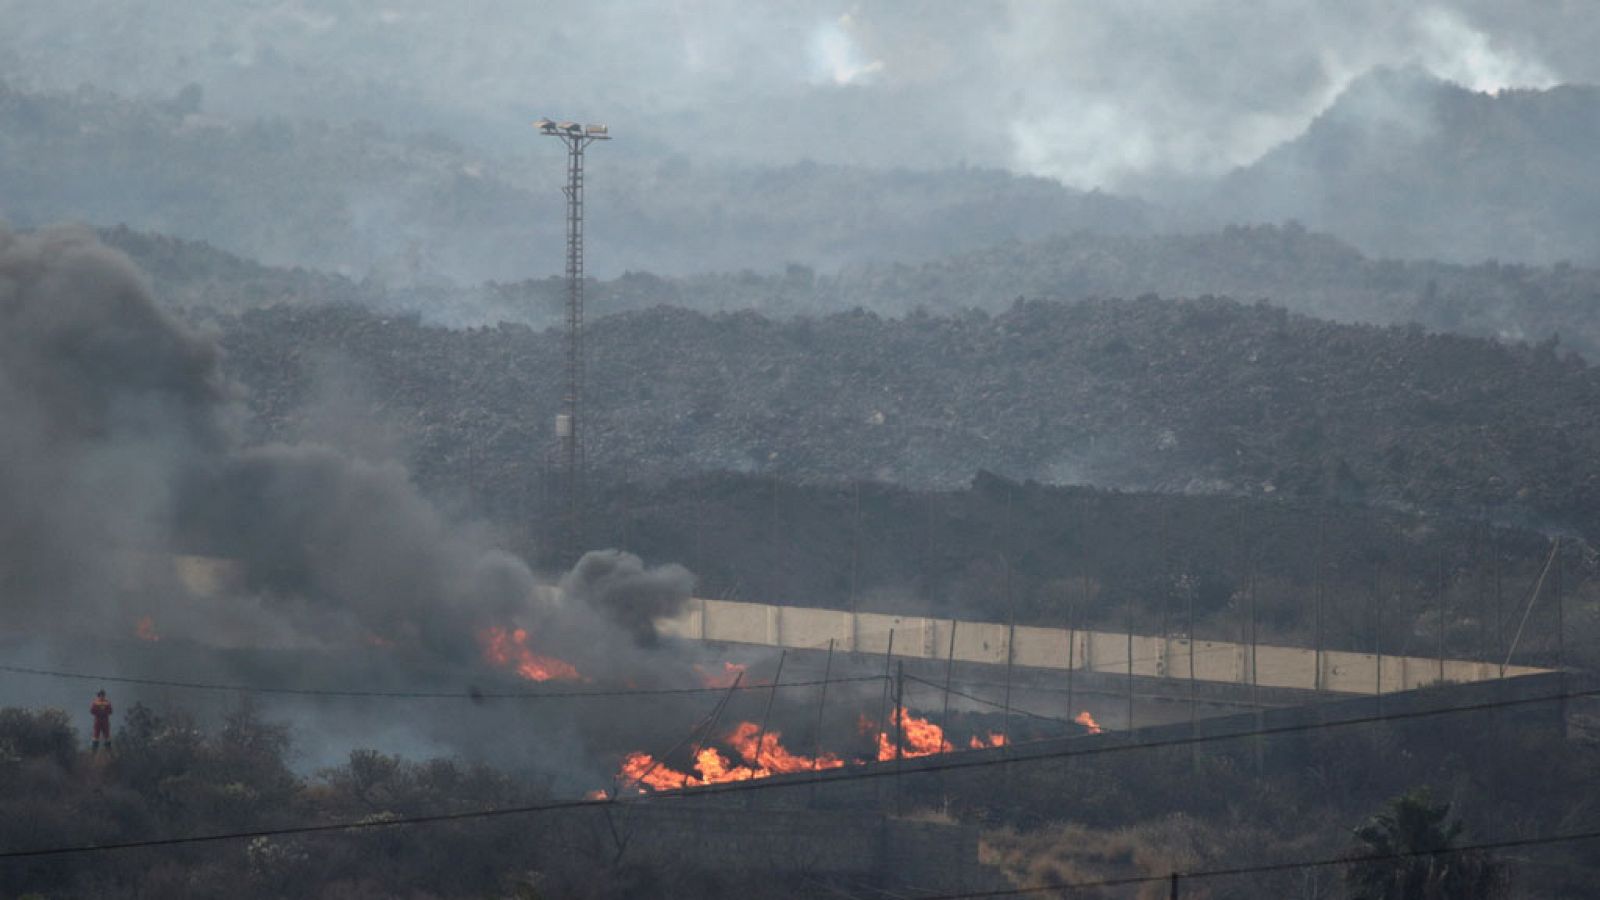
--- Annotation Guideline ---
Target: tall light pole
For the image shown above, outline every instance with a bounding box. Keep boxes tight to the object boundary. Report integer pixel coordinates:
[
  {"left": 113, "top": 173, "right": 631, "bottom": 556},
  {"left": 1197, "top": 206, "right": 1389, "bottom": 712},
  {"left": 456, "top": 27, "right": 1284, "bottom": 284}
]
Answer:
[{"left": 536, "top": 118, "right": 610, "bottom": 564}]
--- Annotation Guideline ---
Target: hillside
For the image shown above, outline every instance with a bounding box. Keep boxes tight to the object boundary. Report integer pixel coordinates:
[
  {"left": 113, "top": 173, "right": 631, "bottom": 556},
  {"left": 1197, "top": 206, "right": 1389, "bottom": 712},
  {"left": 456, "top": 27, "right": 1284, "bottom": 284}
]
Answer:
[
  {"left": 0, "top": 80, "right": 1150, "bottom": 284},
  {"left": 1213, "top": 68, "right": 1600, "bottom": 266},
  {"left": 217, "top": 298, "right": 1600, "bottom": 538},
  {"left": 99, "top": 221, "right": 1600, "bottom": 362}
]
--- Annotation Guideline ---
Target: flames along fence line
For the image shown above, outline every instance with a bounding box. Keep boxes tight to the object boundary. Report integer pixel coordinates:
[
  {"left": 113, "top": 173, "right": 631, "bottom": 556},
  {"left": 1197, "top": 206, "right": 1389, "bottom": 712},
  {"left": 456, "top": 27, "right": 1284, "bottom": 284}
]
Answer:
[
  {"left": 657, "top": 597, "right": 1551, "bottom": 696},
  {"left": 133, "top": 555, "right": 1550, "bottom": 696},
  {"left": 1, "top": 678, "right": 1586, "bottom": 862}
]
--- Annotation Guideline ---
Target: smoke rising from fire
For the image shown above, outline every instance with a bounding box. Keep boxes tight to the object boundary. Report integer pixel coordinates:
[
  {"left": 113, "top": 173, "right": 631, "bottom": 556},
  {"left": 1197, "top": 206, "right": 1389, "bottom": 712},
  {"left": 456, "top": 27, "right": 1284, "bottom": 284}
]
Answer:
[{"left": 0, "top": 225, "right": 690, "bottom": 685}]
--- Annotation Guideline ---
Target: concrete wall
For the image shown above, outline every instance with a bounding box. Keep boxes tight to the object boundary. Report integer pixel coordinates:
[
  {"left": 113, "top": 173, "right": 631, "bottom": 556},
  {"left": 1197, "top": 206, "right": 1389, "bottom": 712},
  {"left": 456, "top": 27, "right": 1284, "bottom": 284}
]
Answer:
[{"left": 659, "top": 598, "right": 1548, "bottom": 696}]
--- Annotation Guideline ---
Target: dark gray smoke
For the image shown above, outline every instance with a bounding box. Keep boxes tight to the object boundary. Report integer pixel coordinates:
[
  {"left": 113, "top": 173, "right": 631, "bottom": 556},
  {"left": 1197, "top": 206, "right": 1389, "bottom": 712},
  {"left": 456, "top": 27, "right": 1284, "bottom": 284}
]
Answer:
[
  {"left": 558, "top": 550, "right": 695, "bottom": 648},
  {"left": 0, "top": 225, "right": 690, "bottom": 680},
  {"left": 0, "top": 225, "right": 222, "bottom": 629}
]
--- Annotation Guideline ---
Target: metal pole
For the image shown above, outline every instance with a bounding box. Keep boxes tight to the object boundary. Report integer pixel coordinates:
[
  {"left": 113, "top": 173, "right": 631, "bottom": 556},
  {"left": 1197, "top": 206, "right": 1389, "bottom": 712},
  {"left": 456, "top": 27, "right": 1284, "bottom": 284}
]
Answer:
[
  {"left": 752, "top": 650, "right": 787, "bottom": 771},
  {"left": 1314, "top": 515, "right": 1325, "bottom": 692},
  {"left": 1374, "top": 561, "right": 1383, "bottom": 708},
  {"left": 1188, "top": 573, "right": 1197, "bottom": 727},
  {"left": 1493, "top": 526, "right": 1504, "bottom": 672},
  {"left": 1126, "top": 584, "right": 1135, "bottom": 730},
  {"left": 1066, "top": 579, "right": 1078, "bottom": 721},
  {"left": 560, "top": 135, "right": 587, "bottom": 563},
  {"left": 941, "top": 620, "right": 959, "bottom": 728},
  {"left": 849, "top": 481, "right": 861, "bottom": 614},
  {"left": 1002, "top": 556, "right": 1015, "bottom": 745},
  {"left": 677, "top": 672, "right": 743, "bottom": 790},
  {"left": 877, "top": 629, "right": 896, "bottom": 752},
  {"left": 1170, "top": 871, "right": 1180, "bottom": 898},
  {"left": 1555, "top": 541, "right": 1565, "bottom": 672},
  {"left": 1438, "top": 553, "right": 1447, "bottom": 684},
  {"left": 1250, "top": 564, "right": 1259, "bottom": 707},
  {"left": 812, "top": 639, "right": 835, "bottom": 773},
  {"left": 894, "top": 662, "right": 905, "bottom": 763},
  {"left": 893, "top": 661, "right": 905, "bottom": 814}
]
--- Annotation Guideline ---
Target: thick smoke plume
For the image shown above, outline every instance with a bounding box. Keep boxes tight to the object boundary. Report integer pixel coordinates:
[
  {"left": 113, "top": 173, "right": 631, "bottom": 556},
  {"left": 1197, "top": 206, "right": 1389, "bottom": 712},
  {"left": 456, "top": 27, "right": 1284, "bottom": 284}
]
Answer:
[
  {"left": 558, "top": 550, "right": 695, "bottom": 649},
  {"left": 0, "top": 225, "right": 691, "bottom": 680}
]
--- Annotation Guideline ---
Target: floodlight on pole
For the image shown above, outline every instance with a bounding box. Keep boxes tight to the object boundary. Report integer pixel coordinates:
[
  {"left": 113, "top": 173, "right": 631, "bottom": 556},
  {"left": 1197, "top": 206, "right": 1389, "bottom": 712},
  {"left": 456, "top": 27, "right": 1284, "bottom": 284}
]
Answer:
[{"left": 537, "top": 117, "right": 611, "bottom": 564}]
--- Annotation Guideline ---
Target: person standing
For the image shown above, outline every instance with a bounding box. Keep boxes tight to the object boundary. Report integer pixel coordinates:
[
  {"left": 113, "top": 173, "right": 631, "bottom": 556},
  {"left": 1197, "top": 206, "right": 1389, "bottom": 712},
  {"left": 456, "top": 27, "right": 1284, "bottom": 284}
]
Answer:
[{"left": 90, "top": 690, "right": 113, "bottom": 752}]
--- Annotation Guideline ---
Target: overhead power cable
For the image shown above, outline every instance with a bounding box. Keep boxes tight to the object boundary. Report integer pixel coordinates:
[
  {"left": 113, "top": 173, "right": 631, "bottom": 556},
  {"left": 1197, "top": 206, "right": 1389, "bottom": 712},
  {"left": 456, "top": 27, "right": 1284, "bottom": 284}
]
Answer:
[
  {"left": 0, "top": 662, "right": 881, "bottom": 701},
  {"left": 901, "top": 673, "right": 1075, "bottom": 724},
  {"left": 0, "top": 680, "right": 1585, "bottom": 860},
  {"left": 907, "top": 827, "right": 1600, "bottom": 899}
]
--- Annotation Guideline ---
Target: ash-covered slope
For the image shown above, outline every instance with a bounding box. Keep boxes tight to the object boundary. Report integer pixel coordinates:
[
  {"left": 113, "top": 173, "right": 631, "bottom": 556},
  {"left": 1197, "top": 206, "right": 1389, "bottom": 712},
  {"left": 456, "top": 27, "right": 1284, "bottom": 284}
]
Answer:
[
  {"left": 98, "top": 222, "right": 1600, "bottom": 364},
  {"left": 827, "top": 225, "right": 1600, "bottom": 359},
  {"left": 1212, "top": 68, "right": 1600, "bottom": 266},
  {"left": 219, "top": 298, "right": 1600, "bottom": 536}
]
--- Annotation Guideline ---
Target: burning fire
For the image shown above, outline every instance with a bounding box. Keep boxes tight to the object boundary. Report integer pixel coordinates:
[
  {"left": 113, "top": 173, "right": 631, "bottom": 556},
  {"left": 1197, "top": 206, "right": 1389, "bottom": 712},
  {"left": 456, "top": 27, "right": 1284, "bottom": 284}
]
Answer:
[
  {"left": 969, "top": 731, "right": 1007, "bottom": 749},
  {"left": 610, "top": 703, "right": 1097, "bottom": 796},
  {"left": 135, "top": 616, "right": 160, "bottom": 642},
  {"left": 694, "top": 661, "right": 748, "bottom": 688},
  {"left": 616, "top": 722, "right": 845, "bottom": 792},
  {"left": 478, "top": 626, "right": 580, "bottom": 682},
  {"left": 728, "top": 722, "right": 845, "bottom": 773},
  {"left": 871, "top": 706, "right": 955, "bottom": 761}
]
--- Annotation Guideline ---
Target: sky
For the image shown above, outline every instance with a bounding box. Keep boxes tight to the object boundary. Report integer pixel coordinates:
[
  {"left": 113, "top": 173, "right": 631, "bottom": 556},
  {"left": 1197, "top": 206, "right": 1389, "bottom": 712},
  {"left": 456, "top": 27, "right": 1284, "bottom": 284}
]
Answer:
[{"left": 0, "top": 0, "right": 1592, "bottom": 192}]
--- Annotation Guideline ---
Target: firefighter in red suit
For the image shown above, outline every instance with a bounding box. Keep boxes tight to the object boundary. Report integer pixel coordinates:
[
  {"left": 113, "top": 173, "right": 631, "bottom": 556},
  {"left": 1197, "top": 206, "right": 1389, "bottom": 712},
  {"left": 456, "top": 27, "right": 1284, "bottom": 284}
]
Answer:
[{"left": 90, "top": 690, "right": 113, "bottom": 752}]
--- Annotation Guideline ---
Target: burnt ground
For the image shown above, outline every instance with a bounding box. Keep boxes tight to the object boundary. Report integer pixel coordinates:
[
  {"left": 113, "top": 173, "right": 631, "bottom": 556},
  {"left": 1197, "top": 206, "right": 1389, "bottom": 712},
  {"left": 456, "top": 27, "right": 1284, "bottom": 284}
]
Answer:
[{"left": 585, "top": 471, "right": 1590, "bottom": 671}]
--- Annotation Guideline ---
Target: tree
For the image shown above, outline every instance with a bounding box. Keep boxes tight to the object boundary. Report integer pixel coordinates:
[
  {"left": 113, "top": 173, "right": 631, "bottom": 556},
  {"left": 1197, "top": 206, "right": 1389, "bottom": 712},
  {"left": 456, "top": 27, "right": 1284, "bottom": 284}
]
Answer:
[{"left": 1345, "top": 788, "right": 1507, "bottom": 900}]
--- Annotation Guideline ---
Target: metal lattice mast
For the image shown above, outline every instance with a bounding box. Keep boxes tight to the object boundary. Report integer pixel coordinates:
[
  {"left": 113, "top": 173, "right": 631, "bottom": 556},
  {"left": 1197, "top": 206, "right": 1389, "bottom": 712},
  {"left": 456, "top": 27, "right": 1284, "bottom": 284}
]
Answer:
[{"left": 537, "top": 119, "right": 610, "bottom": 564}]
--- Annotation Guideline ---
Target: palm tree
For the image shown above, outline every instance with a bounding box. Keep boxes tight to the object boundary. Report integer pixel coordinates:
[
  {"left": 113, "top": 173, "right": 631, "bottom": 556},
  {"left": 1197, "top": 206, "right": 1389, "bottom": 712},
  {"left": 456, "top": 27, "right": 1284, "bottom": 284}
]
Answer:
[{"left": 1345, "top": 788, "right": 1507, "bottom": 900}]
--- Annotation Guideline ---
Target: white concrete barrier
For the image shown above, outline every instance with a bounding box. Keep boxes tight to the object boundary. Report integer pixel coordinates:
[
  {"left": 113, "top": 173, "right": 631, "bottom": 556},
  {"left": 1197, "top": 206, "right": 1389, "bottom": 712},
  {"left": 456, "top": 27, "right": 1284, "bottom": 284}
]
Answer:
[{"left": 658, "top": 598, "right": 1549, "bottom": 695}]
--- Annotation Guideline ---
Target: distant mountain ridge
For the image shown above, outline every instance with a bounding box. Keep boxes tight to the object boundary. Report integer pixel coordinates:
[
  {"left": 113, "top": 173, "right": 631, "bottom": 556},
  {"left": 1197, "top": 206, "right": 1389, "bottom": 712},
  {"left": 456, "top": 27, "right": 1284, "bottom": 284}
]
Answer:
[
  {"left": 0, "top": 79, "right": 1151, "bottom": 284},
  {"left": 1213, "top": 67, "right": 1600, "bottom": 266}
]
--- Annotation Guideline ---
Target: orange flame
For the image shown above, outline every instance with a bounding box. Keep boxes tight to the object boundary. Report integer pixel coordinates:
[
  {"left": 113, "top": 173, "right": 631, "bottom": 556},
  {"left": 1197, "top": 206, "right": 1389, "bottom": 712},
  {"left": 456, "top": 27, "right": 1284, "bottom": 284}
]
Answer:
[
  {"left": 135, "top": 616, "right": 160, "bottom": 642},
  {"left": 727, "top": 722, "right": 845, "bottom": 773},
  {"left": 969, "top": 731, "right": 1007, "bottom": 749},
  {"left": 478, "top": 626, "right": 580, "bottom": 682},
  {"left": 583, "top": 789, "right": 609, "bottom": 801},
  {"left": 694, "top": 661, "right": 747, "bottom": 688},
  {"left": 609, "top": 705, "right": 1055, "bottom": 796},
  {"left": 619, "top": 751, "right": 698, "bottom": 791},
  {"left": 1075, "top": 711, "right": 1104, "bottom": 734},
  {"left": 874, "top": 706, "right": 954, "bottom": 761},
  {"left": 616, "top": 721, "right": 847, "bottom": 793}
]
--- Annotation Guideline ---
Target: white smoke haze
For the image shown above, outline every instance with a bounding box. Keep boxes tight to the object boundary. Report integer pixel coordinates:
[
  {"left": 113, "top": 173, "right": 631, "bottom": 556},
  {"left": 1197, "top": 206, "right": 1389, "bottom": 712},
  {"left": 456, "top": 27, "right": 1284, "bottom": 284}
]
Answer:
[{"left": 0, "top": 0, "right": 1585, "bottom": 190}]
